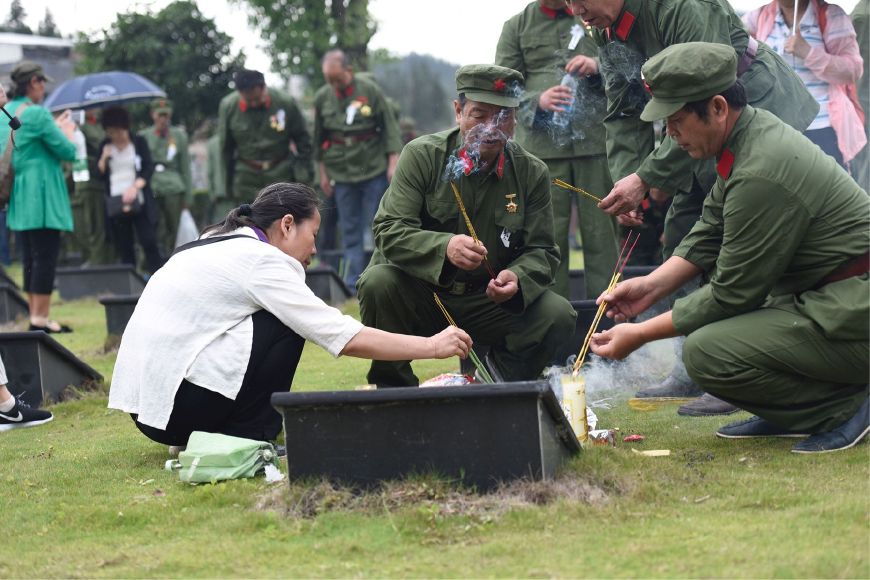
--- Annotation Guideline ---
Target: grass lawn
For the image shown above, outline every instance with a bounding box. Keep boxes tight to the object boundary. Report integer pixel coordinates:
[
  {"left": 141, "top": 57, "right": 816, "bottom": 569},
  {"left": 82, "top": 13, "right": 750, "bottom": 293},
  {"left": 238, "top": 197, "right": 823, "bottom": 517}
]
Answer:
[{"left": 0, "top": 263, "right": 868, "bottom": 578}]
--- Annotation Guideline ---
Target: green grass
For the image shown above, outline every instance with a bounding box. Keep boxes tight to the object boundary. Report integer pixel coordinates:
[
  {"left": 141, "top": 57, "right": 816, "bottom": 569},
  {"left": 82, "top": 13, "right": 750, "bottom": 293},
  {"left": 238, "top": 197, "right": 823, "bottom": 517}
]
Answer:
[{"left": 0, "top": 263, "right": 868, "bottom": 578}]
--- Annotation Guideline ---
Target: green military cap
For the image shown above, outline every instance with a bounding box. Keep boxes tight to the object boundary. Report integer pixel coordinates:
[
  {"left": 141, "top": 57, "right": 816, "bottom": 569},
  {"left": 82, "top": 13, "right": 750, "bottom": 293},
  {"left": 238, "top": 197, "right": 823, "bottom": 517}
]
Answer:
[
  {"left": 10, "top": 61, "right": 53, "bottom": 85},
  {"left": 640, "top": 42, "right": 738, "bottom": 122},
  {"left": 455, "top": 64, "right": 524, "bottom": 108},
  {"left": 150, "top": 98, "right": 173, "bottom": 114}
]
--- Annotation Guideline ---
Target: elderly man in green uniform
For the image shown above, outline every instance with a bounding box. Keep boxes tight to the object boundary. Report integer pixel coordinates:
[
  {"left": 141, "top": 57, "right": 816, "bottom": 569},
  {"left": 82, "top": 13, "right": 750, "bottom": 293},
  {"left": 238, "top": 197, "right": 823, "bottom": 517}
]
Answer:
[
  {"left": 216, "top": 69, "right": 312, "bottom": 217},
  {"left": 139, "top": 99, "right": 192, "bottom": 254},
  {"left": 357, "top": 65, "right": 576, "bottom": 387},
  {"left": 591, "top": 43, "right": 869, "bottom": 454},
  {"left": 567, "top": 0, "right": 819, "bottom": 413},
  {"left": 70, "top": 110, "right": 115, "bottom": 265},
  {"left": 313, "top": 49, "right": 403, "bottom": 289},
  {"left": 496, "top": 0, "right": 619, "bottom": 299},
  {"left": 851, "top": 0, "right": 869, "bottom": 191}
]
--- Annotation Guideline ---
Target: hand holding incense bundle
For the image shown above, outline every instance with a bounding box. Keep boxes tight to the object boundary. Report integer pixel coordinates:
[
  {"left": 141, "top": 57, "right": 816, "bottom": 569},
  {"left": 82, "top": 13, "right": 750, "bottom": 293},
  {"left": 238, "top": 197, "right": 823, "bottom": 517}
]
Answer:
[
  {"left": 572, "top": 231, "right": 640, "bottom": 375},
  {"left": 552, "top": 178, "right": 603, "bottom": 204},
  {"left": 449, "top": 182, "right": 497, "bottom": 278},
  {"left": 433, "top": 293, "right": 495, "bottom": 383}
]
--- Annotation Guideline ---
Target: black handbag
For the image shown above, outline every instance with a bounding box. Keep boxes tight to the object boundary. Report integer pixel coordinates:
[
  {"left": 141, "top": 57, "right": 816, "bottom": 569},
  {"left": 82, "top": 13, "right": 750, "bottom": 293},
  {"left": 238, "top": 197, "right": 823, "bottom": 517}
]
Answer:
[{"left": 105, "top": 194, "right": 142, "bottom": 218}]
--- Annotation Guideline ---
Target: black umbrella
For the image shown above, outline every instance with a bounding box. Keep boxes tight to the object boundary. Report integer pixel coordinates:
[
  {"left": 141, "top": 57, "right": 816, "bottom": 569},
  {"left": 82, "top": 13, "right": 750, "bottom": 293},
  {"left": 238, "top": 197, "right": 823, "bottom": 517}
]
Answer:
[{"left": 42, "top": 71, "right": 166, "bottom": 112}]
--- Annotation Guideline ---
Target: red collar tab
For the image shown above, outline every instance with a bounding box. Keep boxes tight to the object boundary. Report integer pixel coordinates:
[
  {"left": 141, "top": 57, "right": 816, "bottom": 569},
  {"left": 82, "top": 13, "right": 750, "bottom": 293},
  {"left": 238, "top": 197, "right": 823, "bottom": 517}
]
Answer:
[
  {"left": 458, "top": 147, "right": 474, "bottom": 176},
  {"left": 238, "top": 93, "right": 272, "bottom": 112},
  {"left": 495, "top": 150, "right": 505, "bottom": 179},
  {"left": 614, "top": 10, "right": 636, "bottom": 41},
  {"left": 643, "top": 80, "right": 652, "bottom": 94},
  {"left": 155, "top": 128, "right": 169, "bottom": 139},
  {"left": 335, "top": 84, "right": 355, "bottom": 99},
  {"left": 717, "top": 148, "right": 735, "bottom": 179},
  {"left": 539, "top": 4, "right": 572, "bottom": 19}
]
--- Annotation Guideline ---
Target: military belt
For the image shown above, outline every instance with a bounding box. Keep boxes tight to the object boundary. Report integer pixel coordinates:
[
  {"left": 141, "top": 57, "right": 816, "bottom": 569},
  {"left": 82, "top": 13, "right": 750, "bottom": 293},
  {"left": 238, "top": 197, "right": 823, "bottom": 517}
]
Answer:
[
  {"left": 737, "top": 37, "right": 758, "bottom": 77},
  {"left": 447, "top": 280, "right": 483, "bottom": 296},
  {"left": 239, "top": 153, "right": 289, "bottom": 171},
  {"left": 326, "top": 130, "right": 379, "bottom": 146}
]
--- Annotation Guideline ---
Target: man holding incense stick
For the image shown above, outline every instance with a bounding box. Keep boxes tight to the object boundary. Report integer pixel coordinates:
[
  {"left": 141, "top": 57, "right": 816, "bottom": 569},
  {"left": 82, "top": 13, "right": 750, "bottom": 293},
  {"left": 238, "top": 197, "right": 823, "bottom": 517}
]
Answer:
[
  {"left": 590, "top": 43, "right": 869, "bottom": 454},
  {"left": 357, "top": 65, "right": 576, "bottom": 387},
  {"left": 567, "top": 0, "right": 819, "bottom": 412}
]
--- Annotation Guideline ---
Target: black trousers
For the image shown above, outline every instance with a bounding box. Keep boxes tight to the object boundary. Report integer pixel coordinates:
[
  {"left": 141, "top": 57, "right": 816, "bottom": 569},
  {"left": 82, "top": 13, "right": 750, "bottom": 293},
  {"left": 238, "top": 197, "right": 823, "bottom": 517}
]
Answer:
[
  {"left": 110, "top": 211, "right": 164, "bottom": 274},
  {"left": 133, "top": 310, "right": 306, "bottom": 445},
  {"left": 20, "top": 228, "right": 61, "bottom": 294},
  {"left": 806, "top": 127, "right": 845, "bottom": 168}
]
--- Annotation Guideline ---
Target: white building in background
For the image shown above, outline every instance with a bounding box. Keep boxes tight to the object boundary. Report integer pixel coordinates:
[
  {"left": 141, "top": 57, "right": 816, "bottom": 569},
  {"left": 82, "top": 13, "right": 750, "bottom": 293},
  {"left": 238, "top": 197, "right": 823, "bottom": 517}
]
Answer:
[{"left": 0, "top": 32, "right": 74, "bottom": 91}]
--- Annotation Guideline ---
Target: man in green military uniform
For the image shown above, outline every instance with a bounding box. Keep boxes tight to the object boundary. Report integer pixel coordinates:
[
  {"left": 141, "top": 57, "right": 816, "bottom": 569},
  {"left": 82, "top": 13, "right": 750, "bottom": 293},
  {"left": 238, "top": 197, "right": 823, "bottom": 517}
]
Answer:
[
  {"left": 70, "top": 110, "right": 115, "bottom": 265},
  {"left": 357, "top": 65, "right": 576, "bottom": 387},
  {"left": 313, "top": 50, "right": 403, "bottom": 289},
  {"left": 591, "top": 43, "right": 869, "bottom": 453},
  {"left": 497, "top": 0, "right": 619, "bottom": 299},
  {"left": 217, "top": 69, "right": 312, "bottom": 217},
  {"left": 139, "top": 99, "right": 192, "bottom": 255},
  {"left": 567, "top": 0, "right": 819, "bottom": 410},
  {"left": 851, "top": 0, "right": 869, "bottom": 191}
]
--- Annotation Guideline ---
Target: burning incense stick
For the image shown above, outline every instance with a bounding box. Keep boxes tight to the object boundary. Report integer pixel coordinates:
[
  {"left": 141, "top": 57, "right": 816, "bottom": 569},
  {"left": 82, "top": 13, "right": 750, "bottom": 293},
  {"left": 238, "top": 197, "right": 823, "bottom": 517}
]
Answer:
[
  {"left": 552, "top": 178, "right": 603, "bottom": 204},
  {"left": 449, "top": 182, "right": 497, "bottom": 278},
  {"left": 433, "top": 292, "right": 494, "bottom": 383},
  {"left": 572, "top": 231, "right": 641, "bottom": 374}
]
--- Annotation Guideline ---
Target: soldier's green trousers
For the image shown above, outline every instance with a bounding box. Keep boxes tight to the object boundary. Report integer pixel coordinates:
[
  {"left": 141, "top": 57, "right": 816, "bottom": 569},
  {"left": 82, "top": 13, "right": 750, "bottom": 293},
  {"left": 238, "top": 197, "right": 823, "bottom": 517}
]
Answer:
[
  {"left": 546, "top": 155, "right": 619, "bottom": 299},
  {"left": 683, "top": 301, "right": 868, "bottom": 433},
  {"left": 155, "top": 193, "right": 185, "bottom": 256},
  {"left": 662, "top": 175, "right": 709, "bottom": 259},
  {"left": 358, "top": 264, "right": 576, "bottom": 386},
  {"left": 70, "top": 183, "right": 116, "bottom": 265}
]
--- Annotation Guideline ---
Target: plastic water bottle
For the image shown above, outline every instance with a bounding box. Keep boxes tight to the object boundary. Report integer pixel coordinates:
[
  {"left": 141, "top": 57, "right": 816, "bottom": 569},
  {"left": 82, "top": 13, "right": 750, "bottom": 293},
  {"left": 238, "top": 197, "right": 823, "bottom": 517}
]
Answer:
[
  {"left": 72, "top": 128, "right": 90, "bottom": 183},
  {"left": 551, "top": 73, "right": 578, "bottom": 132}
]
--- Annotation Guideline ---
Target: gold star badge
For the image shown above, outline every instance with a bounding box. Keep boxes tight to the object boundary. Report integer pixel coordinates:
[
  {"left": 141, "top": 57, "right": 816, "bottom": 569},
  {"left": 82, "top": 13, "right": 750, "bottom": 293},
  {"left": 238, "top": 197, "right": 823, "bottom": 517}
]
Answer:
[{"left": 505, "top": 193, "right": 518, "bottom": 213}]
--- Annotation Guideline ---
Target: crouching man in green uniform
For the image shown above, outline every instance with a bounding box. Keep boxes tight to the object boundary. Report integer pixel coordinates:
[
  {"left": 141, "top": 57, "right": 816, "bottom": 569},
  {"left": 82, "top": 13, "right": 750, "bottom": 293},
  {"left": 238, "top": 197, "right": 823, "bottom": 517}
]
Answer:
[
  {"left": 591, "top": 44, "right": 869, "bottom": 454},
  {"left": 358, "top": 65, "right": 576, "bottom": 387}
]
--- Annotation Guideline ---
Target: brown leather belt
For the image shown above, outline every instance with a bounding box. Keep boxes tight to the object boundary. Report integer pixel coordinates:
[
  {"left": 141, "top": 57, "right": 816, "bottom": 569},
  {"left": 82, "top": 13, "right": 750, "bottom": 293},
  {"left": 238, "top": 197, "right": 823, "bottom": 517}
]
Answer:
[
  {"left": 812, "top": 251, "right": 870, "bottom": 290},
  {"left": 239, "top": 153, "right": 288, "bottom": 171},
  {"left": 327, "top": 131, "right": 379, "bottom": 146},
  {"left": 737, "top": 36, "right": 758, "bottom": 77}
]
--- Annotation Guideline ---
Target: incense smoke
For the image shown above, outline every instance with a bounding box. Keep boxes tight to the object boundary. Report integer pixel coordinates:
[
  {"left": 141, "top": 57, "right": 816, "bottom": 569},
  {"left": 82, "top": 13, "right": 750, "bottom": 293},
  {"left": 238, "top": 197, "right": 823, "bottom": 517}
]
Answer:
[{"left": 597, "top": 42, "right": 649, "bottom": 113}]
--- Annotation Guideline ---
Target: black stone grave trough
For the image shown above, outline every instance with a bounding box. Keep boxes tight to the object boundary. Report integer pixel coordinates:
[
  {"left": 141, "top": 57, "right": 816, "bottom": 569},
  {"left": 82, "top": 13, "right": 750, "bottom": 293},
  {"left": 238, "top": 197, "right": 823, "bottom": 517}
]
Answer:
[
  {"left": 0, "top": 332, "right": 103, "bottom": 407},
  {"left": 271, "top": 381, "right": 580, "bottom": 491},
  {"left": 99, "top": 294, "right": 140, "bottom": 337},
  {"left": 0, "top": 283, "right": 27, "bottom": 324},
  {"left": 55, "top": 265, "right": 147, "bottom": 301},
  {"left": 0, "top": 265, "right": 19, "bottom": 290},
  {"left": 568, "top": 269, "right": 586, "bottom": 301},
  {"left": 305, "top": 265, "right": 352, "bottom": 305}
]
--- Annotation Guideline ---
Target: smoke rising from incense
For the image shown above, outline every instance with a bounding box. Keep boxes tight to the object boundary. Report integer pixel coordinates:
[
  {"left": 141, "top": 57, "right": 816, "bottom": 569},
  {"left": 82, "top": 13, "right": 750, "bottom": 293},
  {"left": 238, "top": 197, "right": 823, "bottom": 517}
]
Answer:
[{"left": 597, "top": 42, "right": 649, "bottom": 113}]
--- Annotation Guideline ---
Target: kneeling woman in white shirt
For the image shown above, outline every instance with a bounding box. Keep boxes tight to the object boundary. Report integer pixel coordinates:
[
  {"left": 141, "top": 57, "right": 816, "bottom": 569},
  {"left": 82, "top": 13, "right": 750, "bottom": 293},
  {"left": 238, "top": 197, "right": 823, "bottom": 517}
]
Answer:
[{"left": 108, "top": 182, "right": 472, "bottom": 445}]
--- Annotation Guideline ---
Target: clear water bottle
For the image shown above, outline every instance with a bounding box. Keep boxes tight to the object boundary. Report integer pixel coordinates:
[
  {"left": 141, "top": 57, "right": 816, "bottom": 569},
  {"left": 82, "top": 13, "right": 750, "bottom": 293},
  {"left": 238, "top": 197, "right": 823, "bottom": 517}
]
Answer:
[
  {"left": 551, "top": 72, "right": 578, "bottom": 132},
  {"left": 72, "top": 127, "right": 90, "bottom": 183}
]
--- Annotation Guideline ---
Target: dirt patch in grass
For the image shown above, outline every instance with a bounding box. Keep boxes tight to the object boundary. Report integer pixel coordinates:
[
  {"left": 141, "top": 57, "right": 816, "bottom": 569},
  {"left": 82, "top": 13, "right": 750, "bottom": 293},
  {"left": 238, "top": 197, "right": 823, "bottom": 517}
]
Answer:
[{"left": 256, "top": 470, "right": 630, "bottom": 521}]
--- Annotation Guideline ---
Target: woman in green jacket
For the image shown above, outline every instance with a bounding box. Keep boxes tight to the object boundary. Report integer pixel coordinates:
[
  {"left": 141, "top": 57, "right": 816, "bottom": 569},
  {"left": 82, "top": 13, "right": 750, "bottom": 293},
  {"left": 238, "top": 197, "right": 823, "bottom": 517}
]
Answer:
[{"left": 1, "top": 62, "right": 76, "bottom": 333}]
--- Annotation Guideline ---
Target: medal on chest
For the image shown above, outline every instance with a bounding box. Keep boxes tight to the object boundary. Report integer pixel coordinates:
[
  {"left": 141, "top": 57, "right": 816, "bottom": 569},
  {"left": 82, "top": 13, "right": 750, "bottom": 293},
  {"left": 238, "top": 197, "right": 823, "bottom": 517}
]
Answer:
[
  {"left": 166, "top": 137, "right": 177, "bottom": 162},
  {"left": 505, "top": 193, "right": 518, "bottom": 214},
  {"left": 345, "top": 96, "right": 371, "bottom": 125},
  {"left": 270, "top": 109, "right": 286, "bottom": 132}
]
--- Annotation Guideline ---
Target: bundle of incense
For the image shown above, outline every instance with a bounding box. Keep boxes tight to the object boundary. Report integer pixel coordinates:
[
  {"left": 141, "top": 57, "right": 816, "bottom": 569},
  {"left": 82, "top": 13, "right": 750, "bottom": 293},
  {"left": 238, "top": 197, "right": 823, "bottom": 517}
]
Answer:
[
  {"left": 449, "top": 182, "right": 497, "bottom": 278},
  {"left": 433, "top": 292, "right": 495, "bottom": 383},
  {"left": 552, "top": 178, "right": 603, "bottom": 204},
  {"left": 572, "top": 231, "right": 641, "bottom": 375}
]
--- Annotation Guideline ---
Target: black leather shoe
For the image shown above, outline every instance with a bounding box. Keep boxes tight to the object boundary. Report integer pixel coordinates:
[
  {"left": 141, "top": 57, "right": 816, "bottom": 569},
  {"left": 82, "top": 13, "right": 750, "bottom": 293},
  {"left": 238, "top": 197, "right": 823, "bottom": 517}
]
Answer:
[
  {"left": 635, "top": 375, "right": 703, "bottom": 398},
  {"left": 678, "top": 393, "right": 741, "bottom": 416},
  {"left": 792, "top": 398, "right": 870, "bottom": 454},
  {"left": 717, "top": 415, "right": 809, "bottom": 439}
]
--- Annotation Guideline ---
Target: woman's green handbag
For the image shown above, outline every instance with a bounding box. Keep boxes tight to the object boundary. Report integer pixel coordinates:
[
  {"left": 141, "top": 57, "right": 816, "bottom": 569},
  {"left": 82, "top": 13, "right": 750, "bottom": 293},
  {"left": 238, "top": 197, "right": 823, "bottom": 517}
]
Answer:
[{"left": 167, "top": 431, "right": 280, "bottom": 484}]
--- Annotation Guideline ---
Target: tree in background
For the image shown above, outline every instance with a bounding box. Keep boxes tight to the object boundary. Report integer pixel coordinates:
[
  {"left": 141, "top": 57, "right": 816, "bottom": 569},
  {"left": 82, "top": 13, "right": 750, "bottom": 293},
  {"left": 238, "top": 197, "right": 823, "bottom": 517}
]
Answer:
[
  {"left": 75, "top": 1, "right": 244, "bottom": 132},
  {"left": 239, "top": 0, "right": 377, "bottom": 87},
  {"left": 1, "top": 0, "right": 32, "bottom": 35},
  {"left": 37, "top": 9, "right": 61, "bottom": 38}
]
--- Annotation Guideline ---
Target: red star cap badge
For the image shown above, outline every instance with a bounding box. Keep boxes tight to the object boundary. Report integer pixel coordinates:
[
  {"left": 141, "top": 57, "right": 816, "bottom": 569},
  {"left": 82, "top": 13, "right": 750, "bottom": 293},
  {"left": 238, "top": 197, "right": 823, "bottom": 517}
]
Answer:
[{"left": 493, "top": 78, "right": 506, "bottom": 91}]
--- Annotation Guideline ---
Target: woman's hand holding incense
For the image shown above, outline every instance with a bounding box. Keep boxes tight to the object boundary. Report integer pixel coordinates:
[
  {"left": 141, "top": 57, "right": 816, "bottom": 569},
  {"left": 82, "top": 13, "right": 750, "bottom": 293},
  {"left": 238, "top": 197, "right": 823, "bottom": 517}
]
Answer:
[
  {"left": 589, "top": 324, "right": 645, "bottom": 360},
  {"left": 598, "top": 277, "right": 658, "bottom": 322},
  {"left": 599, "top": 172, "right": 648, "bottom": 216},
  {"left": 447, "top": 235, "right": 487, "bottom": 270},
  {"left": 428, "top": 326, "right": 473, "bottom": 359},
  {"left": 486, "top": 270, "right": 519, "bottom": 304}
]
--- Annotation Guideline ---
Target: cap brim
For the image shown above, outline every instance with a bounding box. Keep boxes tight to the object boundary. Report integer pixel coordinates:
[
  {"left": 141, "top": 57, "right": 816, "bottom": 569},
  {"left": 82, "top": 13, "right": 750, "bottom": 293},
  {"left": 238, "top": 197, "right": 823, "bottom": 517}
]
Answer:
[
  {"left": 463, "top": 90, "right": 519, "bottom": 108},
  {"left": 640, "top": 98, "right": 684, "bottom": 122}
]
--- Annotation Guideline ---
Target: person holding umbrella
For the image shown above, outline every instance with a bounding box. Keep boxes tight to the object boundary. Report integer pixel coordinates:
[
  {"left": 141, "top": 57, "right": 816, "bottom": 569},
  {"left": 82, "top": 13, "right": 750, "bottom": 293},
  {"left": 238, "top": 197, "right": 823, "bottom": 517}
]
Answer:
[{"left": 0, "top": 62, "right": 76, "bottom": 333}]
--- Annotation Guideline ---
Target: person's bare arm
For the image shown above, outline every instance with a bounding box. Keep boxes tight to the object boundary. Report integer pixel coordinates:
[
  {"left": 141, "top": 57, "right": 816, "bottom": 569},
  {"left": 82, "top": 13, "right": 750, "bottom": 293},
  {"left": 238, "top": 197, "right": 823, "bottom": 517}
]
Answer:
[{"left": 340, "top": 325, "right": 472, "bottom": 360}]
